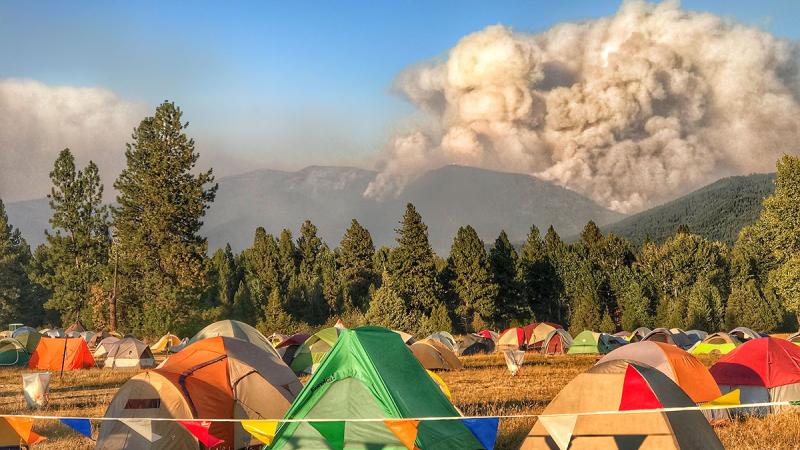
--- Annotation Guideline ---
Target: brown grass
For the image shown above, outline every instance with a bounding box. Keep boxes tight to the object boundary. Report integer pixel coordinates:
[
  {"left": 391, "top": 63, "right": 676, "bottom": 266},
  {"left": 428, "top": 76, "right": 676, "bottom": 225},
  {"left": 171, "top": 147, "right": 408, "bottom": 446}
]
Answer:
[{"left": 1, "top": 352, "right": 799, "bottom": 449}]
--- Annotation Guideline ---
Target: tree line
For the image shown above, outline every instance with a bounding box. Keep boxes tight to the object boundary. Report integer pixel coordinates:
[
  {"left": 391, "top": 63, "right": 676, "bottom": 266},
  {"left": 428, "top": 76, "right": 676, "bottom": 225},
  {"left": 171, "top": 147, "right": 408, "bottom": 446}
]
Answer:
[{"left": 1, "top": 101, "right": 798, "bottom": 338}]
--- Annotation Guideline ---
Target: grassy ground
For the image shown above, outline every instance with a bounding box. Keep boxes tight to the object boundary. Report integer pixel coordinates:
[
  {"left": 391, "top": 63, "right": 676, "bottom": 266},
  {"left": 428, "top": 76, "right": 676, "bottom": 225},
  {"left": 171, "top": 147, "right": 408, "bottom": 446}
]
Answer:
[{"left": 1, "top": 351, "right": 799, "bottom": 449}]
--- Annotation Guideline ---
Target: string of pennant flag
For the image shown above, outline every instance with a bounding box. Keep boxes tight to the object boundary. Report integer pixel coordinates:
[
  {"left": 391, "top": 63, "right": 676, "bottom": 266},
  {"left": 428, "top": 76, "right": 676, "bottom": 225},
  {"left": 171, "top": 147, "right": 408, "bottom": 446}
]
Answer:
[{"left": 4, "top": 396, "right": 800, "bottom": 450}]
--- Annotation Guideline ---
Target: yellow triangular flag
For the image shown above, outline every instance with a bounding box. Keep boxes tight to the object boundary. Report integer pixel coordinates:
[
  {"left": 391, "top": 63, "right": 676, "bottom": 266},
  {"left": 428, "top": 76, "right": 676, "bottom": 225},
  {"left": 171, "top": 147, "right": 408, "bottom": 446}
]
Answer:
[
  {"left": 701, "top": 389, "right": 740, "bottom": 409},
  {"left": 242, "top": 420, "right": 279, "bottom": 445},
  {"left": 538, "top": 414, "right": 577, "bottom": 450}
]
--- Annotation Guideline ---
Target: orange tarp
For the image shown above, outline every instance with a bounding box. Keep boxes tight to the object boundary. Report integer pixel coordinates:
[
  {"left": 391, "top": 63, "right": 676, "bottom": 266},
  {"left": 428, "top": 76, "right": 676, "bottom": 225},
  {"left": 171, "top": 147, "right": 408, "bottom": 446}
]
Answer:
[{"left": 28, "top": 337, "right": 95, "bottom": 370}]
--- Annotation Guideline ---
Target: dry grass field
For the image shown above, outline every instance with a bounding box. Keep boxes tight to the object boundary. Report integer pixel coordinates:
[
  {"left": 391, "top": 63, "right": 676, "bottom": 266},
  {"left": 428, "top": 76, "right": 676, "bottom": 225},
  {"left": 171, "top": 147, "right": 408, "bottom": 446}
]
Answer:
[{"left": 1, "top": 351, "right": 799, "bottom": 449}]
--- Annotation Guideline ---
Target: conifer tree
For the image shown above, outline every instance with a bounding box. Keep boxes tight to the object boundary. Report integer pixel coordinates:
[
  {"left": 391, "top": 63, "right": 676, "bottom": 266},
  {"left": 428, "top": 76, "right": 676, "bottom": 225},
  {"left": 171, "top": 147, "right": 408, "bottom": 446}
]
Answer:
[
  {"left": 244, "top": 227, "right": 281, "bottom": 303},
  {"left": 366, "top": 271, "right": 416, "bottom": 331},
  {"left": 489, "top": 230, "right": 521, "bottom": 327},
  {"left": 32, "top": 149, "right": 110, "bottom": 325},
  {"left": 518, "top": 225, "right": 561, "bottom": 322},
  {"left": 208, "top": 244, "right": 238, "bottom": 314},
  {"left": 599, "top": 307, "right": 616, "bottom": 333},
  {"left": 278, "top": 228, "right": 298, "bottom": 292},
  {"left": 447, "top": 225, "right": 498, "bottom": 329},
  {"left": 387, "top": 203, "right": 440, "bottom": 313},
  {"left": 685, "top": 277, "right": 719, "bottom": 331},
  {"left": 258, "top": 287, "right": 296, "bottom": 334},
  {"left": 424, "top": 302, "right": 454, "bottom": 334},
  {"left": 337, "top": 219, "right": 377, "bottom": 311},
  {"left": 112, "top": 101, "right": 217, "bottom": 336},
  {"left": 0, "top": 199, "right": 36, "bottom": 325}
]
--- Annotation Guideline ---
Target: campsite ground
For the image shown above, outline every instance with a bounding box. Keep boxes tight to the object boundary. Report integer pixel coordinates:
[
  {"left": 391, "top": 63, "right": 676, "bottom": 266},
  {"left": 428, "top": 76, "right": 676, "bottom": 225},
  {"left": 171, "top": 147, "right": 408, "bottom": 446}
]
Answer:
[{"left": 1, "top": 352, "right": 799, "bottom": 449}]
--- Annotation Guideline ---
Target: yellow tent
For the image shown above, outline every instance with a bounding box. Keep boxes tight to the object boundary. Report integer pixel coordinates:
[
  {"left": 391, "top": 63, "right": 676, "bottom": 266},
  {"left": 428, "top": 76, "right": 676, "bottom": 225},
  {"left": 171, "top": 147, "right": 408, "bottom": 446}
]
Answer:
[{"left": 150, "top": 333, "right": 182, "bottom": 353}]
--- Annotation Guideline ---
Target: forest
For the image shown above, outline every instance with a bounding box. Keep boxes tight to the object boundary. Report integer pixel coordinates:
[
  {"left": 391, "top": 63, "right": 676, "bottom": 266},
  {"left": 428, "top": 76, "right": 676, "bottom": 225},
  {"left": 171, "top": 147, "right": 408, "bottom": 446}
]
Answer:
[{"left": 1, "top": 101, "right": 799, "bottom": 339}]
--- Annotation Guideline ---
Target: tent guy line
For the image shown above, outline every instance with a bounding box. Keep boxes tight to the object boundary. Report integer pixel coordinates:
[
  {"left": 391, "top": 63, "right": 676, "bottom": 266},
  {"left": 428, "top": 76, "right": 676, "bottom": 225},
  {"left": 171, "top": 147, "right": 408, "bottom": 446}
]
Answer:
[{"left": 6, "top": 400, "right": 800, "bottom": 423}]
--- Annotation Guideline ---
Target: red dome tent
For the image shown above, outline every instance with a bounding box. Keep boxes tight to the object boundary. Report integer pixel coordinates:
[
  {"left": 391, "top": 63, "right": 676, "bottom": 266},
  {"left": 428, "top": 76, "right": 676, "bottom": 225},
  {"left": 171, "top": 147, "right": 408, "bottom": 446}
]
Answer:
[{"left": 710, "top": 337, "right": 800, "bottom": 415}]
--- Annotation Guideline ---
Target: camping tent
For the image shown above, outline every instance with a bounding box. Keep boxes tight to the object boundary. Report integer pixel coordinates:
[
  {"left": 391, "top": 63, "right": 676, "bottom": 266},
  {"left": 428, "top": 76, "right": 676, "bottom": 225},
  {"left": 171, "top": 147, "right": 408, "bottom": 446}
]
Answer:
[
  {"left": 95, "top": 336, "right": 302, "bottom": 450},
  {"left": 274, "top": 333, "right": 310, "bottom": 366},
  {"left": 541, "top": 329, "right": 572, "bottom": 355},
  {"left": 79, "top": 331, "right": 95, "bottom": 344},
  {"left": 270, "top": 327, "right": 482, "bottom": 450},
  {"left": 28, "top": 337, "right": 94, "bottom": 370},
  {"left": 11, "top": 330, "right": 41, "bottom": 354},
  {"left": 476, "top": 329, "right": 498, "bottom": 341},
  {"left": 87, "top": 331, "right": 112, "bottom": 348},
  {"left": 93, "top": 336, "right": 121, "bottom": 357},
  {"left": 10, "top": 326, "right": 37, "bottom": 338},
  {"left": 410, "top": 339, "right": 463, "bottom": 371},
  {"left": 103, "top": 337, "right": 156, "bottom": 369},
  {"left": 189, "top": 320, "right": 279, "bottom": 358},
  {"left": 457, "top": 333, "right": 495, "bottom": 356},
  {"left": 65, "top": 321, "right": 85, "bottom": 334},
  {"left": 598, "top": 341, "right": 721, "bottom": 403},
  {"left": 690, "top": 332, "right": 741, "bottom": 355},
  {"left": 528, "top": 322, "right": 563, "bottom": 349},
  {"left": 42, "top": 328, "right": 65, "bottom": 338},
  {"left": 496, "top": 327, "right": 529, "bottom": 351},
  {"left": 567, "top": 331, "right": 627, "bottom": 354},
  {"left": 629, "top": 326, "right": 652, "bottom": 342},
  {"left": 290, "top": 327, "right": 342, "bottom": 374},
  {"left": 0, "top": 338, "right": 30, "bottom": 366},
  {"left": 426, "top": 331, "right": 458, "bottom": 353},
  {"left": 151, "top": 333, "right": 182, "bottom": 353},
  {"left": 685, "top": 330, "right": 708, "bottom": 344},
  {"left": 392, "top": 329, "right": 416, "bottom": 345},
  {"left": 729, "top": 326, "right": 763, "bottom": 342},
  {"left": 520, "top": 360, "right": 724, "bottom": 449},
  {"left": 613, "top": 331, "right": 632, "bottom": 340},
  {"left": 710, "top": 337, "right": 800, "bottom": 415},
  {"left": 268, "top": 333, "right": 289, "bottom": 347},
  {"left": 641, "top": 328, "right": 694, "bottom": 349},
  {"left": 788, "top": 331, "right": 800, "bottom": 344}
]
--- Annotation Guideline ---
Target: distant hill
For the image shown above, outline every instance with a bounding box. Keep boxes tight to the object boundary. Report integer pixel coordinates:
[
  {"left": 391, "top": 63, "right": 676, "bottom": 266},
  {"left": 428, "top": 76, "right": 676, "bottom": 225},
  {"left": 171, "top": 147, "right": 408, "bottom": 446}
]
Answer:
[
  {"left": 603, "top": 173, "right": 775, "bottom": 245},
  {"left": 6, "top": 165, "right": 624, "bottom": 254}
]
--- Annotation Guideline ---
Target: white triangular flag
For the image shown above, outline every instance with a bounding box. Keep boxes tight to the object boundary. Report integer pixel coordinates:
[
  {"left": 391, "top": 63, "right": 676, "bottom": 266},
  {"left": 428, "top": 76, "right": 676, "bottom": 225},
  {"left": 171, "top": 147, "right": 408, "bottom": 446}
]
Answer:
[
  {"left": 503, "top": 350, "right": 525, "bottom": 376},
  {"left": 122, "top": 419, "right": 162, "bottom": 442},
  {"left": 538, "top": 415, "right": 577, "bottom": 450}
]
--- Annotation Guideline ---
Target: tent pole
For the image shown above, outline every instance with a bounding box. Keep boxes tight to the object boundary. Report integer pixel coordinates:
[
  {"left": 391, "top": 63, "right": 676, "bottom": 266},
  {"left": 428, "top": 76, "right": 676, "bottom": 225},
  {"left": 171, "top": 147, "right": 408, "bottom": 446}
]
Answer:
[{"left": 60, "top": 337, "right": 68, "bottom": 378}]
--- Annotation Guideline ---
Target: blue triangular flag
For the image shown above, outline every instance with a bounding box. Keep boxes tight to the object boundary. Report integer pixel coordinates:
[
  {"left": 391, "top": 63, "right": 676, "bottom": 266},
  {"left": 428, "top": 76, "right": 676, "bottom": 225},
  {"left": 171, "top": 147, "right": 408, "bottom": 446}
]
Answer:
[
  {"left": 461, "top": 417, "right": 499, "bottom": 450},
  {"left": 60, "top": 418, "right": 93, "bottom": 440}
]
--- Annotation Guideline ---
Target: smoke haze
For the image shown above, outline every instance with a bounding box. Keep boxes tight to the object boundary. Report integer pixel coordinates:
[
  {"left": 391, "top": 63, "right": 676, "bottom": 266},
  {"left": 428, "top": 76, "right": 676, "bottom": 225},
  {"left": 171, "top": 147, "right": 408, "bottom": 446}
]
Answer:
[{"left": 366, "top": 0, "right": 800, "bottom": 212}]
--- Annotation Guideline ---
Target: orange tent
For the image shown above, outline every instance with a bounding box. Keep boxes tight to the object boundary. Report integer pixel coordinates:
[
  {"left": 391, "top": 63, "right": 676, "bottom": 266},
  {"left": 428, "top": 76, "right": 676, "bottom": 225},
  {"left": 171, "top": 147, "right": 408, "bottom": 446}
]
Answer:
[
  {"left": 28, "top": 337, "right": 94, "bottom": 370},
  {"left": 598, "top": 341, "right": 721, "bottom": 403}
]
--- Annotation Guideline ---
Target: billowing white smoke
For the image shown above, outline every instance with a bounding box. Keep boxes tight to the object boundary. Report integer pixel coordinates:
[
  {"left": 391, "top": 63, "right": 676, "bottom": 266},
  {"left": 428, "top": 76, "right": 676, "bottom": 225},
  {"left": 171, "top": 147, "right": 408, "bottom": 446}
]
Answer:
[
  {"left": 0, "top": 79, "right": 145, "bottom": 202},
  {"left": 365, "top": 1, "right": 800, "bottom": 212}
]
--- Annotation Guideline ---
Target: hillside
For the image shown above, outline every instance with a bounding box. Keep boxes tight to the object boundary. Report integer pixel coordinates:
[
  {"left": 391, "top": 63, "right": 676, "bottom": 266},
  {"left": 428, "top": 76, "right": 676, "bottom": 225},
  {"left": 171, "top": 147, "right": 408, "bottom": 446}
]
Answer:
[
  {"left": 6, "top": 165, "right": 624, "bottom": 253},
  {"left": 603, "top": 173, "right": 775, "bottom": 244}
]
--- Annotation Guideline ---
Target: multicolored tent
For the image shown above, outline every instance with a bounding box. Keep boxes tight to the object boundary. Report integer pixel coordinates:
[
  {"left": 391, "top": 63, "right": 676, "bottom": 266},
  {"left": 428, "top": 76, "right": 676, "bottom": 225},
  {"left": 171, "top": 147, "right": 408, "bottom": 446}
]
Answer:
[
  {"left": 521, "top": 360, "right": 724, "bottom": 449},
  {"left": 290, "top": 326, "right": 342, "bottom": 374},
  {"left": 189, "top": 319, "right": 279, "bottom": 358},
  {"left": 275, "top": 333, "right": 310, "bottom": 366},
  {"left": 496, "top": 327, "right": 529, "bottom": 351},
  {"left": 0, "top": 338, "right": 30, "bottom": 366},
  {"left": 710, "top": 337, "right": 800, "bottom": 415},
  {"left": 151, "top": 333, "right": 182, "bottom": 353},
  {"left": 270, "top": 327, "right": 482, "bottom": 450},
  {"left": 690, "top": 332, "right": 740, "bottom": 355},
  {"left": 641, "top": 328, "right": 694, "bottom": 349},
  {"left": 567, "top": 330, "right": 627, "bottom": 354},
  {"left": 411, "top": 338, "right": 463, "bottom": 371},
  {"left": 598, "top": 341, "right": 722, "bottom": 403},
  {"left": 527, "top": 322, "right": 563, "bottom": 349},
  {"left": 95, "top": 336, "right": 302, "bottom": 450},
  {"left": 28, "top": 337, "right": 94, "bottom": 370},
  {"left": 476, "top": 329, "right": 498, "bottom": 341},
  {"left": 541, "top": 329, "right": 572, "bottom": 355},
  {"left": 457, "top": 333, "right": 495, "bottom": 356}
]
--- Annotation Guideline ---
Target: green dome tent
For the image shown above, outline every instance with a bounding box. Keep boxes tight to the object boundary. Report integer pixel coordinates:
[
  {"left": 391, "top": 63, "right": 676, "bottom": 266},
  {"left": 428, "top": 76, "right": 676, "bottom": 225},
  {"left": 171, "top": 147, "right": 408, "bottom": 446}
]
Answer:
[
  {"left": 289, "top": 326, "right": 343, "bottom": 374},
  {"left": 270, "top": 327, "right": 482, "bottom": 450},
  {"left": 0, "top": 338, "right": 30, "bottom": 366}
]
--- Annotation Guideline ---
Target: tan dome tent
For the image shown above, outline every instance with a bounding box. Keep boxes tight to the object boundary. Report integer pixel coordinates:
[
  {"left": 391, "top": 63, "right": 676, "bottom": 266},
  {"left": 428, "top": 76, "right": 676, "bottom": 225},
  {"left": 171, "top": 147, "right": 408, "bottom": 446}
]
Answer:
[
  {"left": 87, "top": 331, "right": 112, "bottom": 348},
  {"left": 528, "top": 322, "right": 564, "bottom": 349},
  {"left": 521, "top": 360, "right": 724, "bottom": 449},
  {"left": 410, "top": 338, "right": 463, "bottom": 371},
  {"left": 96, "top": 336, "right": 302, "bottom": 450},
  {"left": 392, "top": 329, "right": 416, "bottom": 345},
  {"left": 103, "top": 337, "right": 156, "bottom": 369},
  {"left": 93, "top": 336, "right": 120, "bottom": 357},
  {"left": 190, "top": 319, "right": 279, "bottom": 358},
  {"left": 630, "top": 327, "right": 652, "bottom": 342},
  {"left": 729, "top": 326, "right": 762, "bottom": 342},
  {"left": 641, "top": 328, "right": 693, "bottom": 349},
  {"left": 426, "top": 331, "right": 457, "bottom": 352}
]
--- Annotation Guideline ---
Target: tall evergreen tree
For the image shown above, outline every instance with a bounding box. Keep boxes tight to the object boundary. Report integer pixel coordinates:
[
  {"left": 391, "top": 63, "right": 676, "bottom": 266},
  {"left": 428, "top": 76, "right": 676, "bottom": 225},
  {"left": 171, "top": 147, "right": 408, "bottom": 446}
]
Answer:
[
  {"left": 517, "top": 225, "right": 562, "bottom": 322},
  {"left": 489, "top": 230, "right": 522, "bottom": 327},
  {"left": 207, "top": 244, "right": 239, "bottom": 316},
  {"left": 366, "top": 271, "right": 418, "bottom": 332},
  {"left": 447, "top": 225, "right": 499, "bottom": 330},
  {"left": 294, "top": 220, "right": 326, "bottom": 323},
  {"left": 337, "top": 219, "right": 377, "bottom": 311},
  {"left": 112, "top": 101, "right": 217, "bottom": 336},
  {"left": 387, "top": 203, "right": 440, "bottom": 313},
  {"left": 0, "top": 200, "right": 37, "bottom": 326},
  {"left": 278, "top": 229, "right": 298, "bottom": 292},
  {"left": 31, "top": 149, "right": 110, "bottom": 325},
  {"left": 243, "top": 227, "right": 281, "bottom": 307}
]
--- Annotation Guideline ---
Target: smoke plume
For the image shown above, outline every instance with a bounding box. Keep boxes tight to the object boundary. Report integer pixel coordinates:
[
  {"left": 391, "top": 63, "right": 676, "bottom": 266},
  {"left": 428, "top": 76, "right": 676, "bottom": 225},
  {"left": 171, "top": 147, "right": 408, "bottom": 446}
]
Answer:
[
  {"left": 365, "top": 1, "right": 800, "bottom": 212},
  {"left": 0, "top": 79, "right": 146, "bottom": 202}
]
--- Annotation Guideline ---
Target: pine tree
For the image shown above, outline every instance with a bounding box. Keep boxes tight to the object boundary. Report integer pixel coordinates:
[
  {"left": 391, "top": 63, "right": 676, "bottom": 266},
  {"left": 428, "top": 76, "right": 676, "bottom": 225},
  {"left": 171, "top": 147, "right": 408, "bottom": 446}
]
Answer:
[
  {"left": 387, "top": 203, "right": 440, "bottom": 313},
  {"left": 31, "top": 149, "right": 110, "bottom": 326},
  {"left": 489, "top": 230, "right": 522, "bottom": 327},
  {"left": 447, "top": 225, "right": 498, "bottom": 329},
  {"left": 295, "top": 221, "right": 326, "bottom": 323},
  {"left": 337, "top": 219, "right": 377, "bottom": 311},
  {"left": 258, "top": 288, "right": 296, "bottom": 335},
  {"left": 244, "top": 227, "right": 281, "bottom": 299},
  {"left": 366, "top": 271, "right": 417, "bottom": 331},
  {"left": 278, "top": 229, "right": 298, "bottom": 292},
  {"left": 424, "top": 302, "right": 454, "bottom": 334},
  {"left": 112, "top": 101, "right": 217, "bottom": 336},
  {"left": 517, "top": 225, "right": 562, "bottom": 322},
  {"left": 319, "top": 247, "right": 343, "bottom": 316},
  {"left": 599, "top": 307, "right": 616, "bottom": 333},
  {"left": 207, "top": 244, "right": 238, "bottom": 314},
  {"left": 580, "top": 220, "right": 604, "bottom": 247},
  {"left": 566, "top": 260, "right": 603, "bottom": 334},
  {"left": 0, "top": 199, "right": 36, "bottom": 326},
  {"left": 685, "top": 277, "right": 719, "bottom": 331},
  {"left": 617, "top": 270, "right": 656, "bottom": 331}
]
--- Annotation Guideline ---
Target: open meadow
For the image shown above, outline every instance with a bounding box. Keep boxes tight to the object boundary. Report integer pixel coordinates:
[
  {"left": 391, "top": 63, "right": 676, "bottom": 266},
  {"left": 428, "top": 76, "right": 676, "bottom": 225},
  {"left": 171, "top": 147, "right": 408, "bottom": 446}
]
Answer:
[{"left": 2, "top": 351, "right": 800, "bottom": 449}]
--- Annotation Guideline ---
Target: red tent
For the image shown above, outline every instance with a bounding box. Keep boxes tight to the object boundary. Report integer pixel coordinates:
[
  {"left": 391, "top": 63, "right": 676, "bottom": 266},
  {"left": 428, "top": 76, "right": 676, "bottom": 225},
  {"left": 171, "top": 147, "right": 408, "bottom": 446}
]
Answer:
[
  {"left": 476, "top": 330, "right": 497, "bottom": 341},
  {"left": 497, "top": 327, "right": 527, "bottom": 350},
  {"left": 28, "top": 337, "right": 95, "bottom": 370},
  {"left": 710, "top": 337, "right": 800, "bottom": 388},
  {"left": 276, "top": 333, "right": 310, "bottom": 349}
]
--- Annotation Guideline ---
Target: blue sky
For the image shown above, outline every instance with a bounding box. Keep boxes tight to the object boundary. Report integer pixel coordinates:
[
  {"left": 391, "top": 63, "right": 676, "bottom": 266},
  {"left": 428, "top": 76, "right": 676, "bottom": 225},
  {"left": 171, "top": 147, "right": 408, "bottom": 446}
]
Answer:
[{"left": 1, "top": 0, "right": 798, "bottom": 172}]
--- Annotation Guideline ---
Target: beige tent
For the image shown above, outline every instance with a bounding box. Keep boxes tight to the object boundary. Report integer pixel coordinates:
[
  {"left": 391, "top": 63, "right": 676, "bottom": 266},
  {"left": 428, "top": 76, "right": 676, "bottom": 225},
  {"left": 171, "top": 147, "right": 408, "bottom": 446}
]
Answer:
[
  {"left": 93, "top": 336, "right": 121, "bottom": 357},
  {"left": 103, "top": 337, "right": 156, "bottom": 369},
  {"left": 410, "top": 339, "right": 463, "bottom": 371},
  {"left": 189, "top": 319, "right": 279, "bottom": 358},
  {"left": 150, "top": 333, "right": 182, "bottom": 353},
  {"left": 96, "top": 336, "right": 302, "bottom": 450},
  {"left": 522, "top": 360, "right": 723, "bottom": 449}
]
